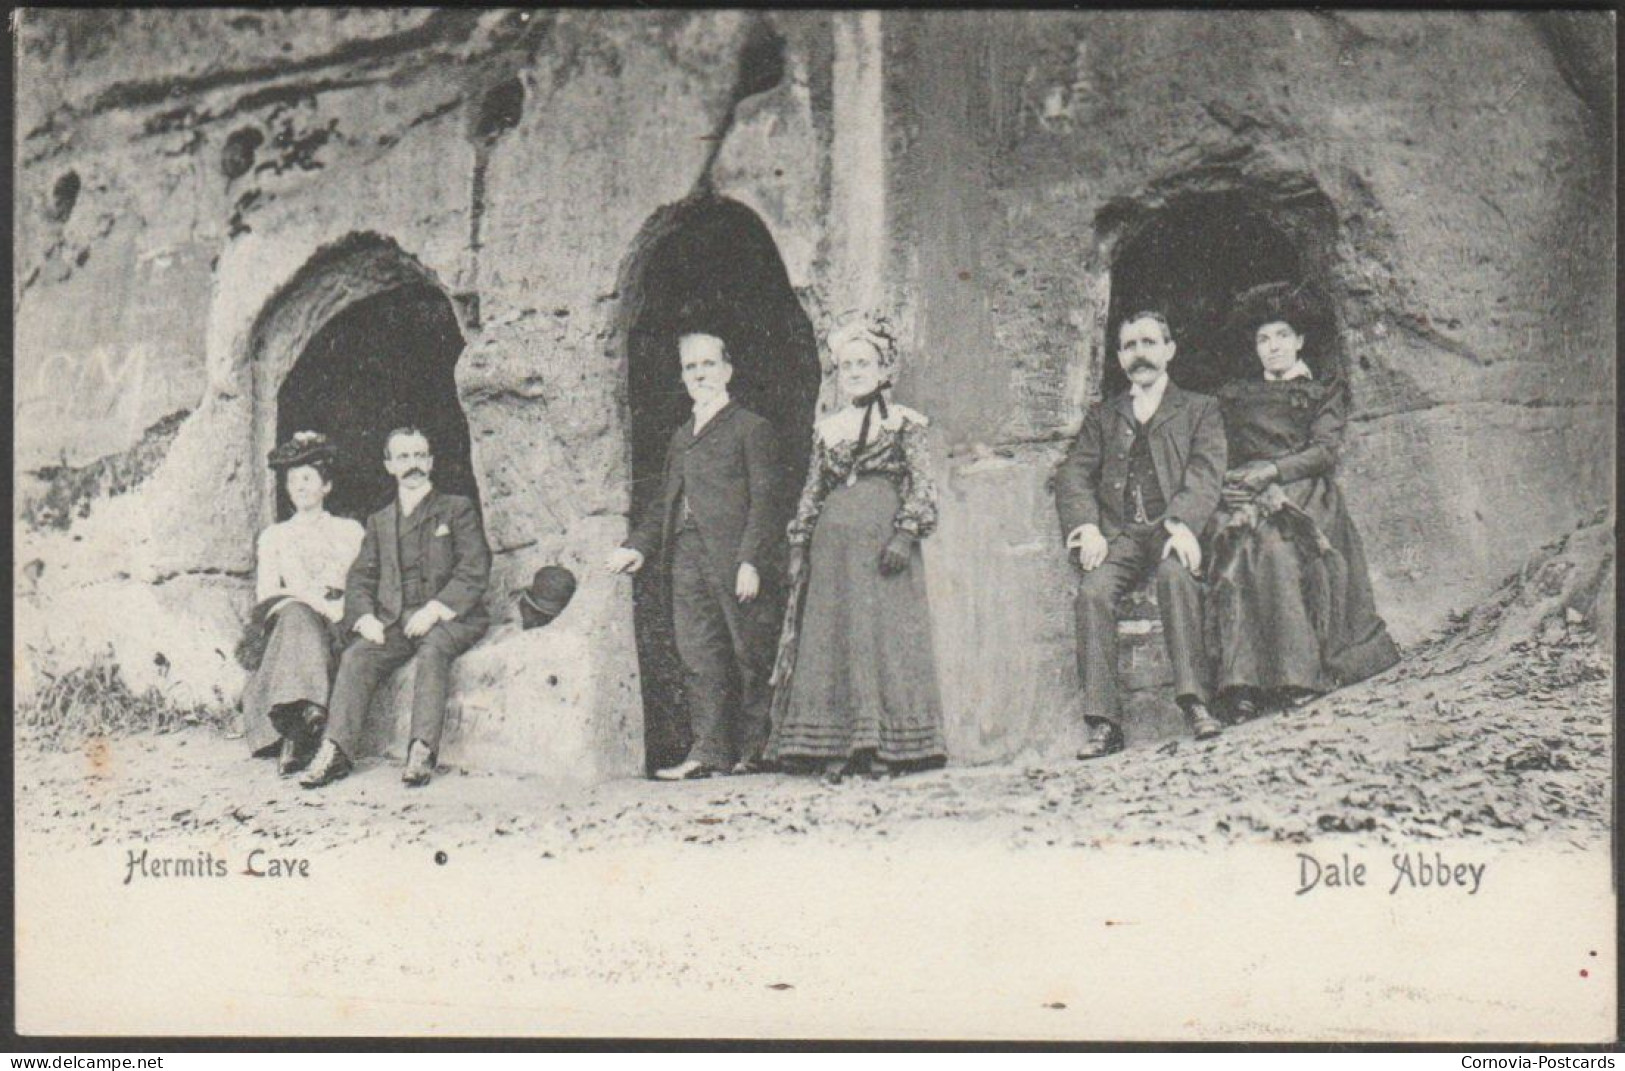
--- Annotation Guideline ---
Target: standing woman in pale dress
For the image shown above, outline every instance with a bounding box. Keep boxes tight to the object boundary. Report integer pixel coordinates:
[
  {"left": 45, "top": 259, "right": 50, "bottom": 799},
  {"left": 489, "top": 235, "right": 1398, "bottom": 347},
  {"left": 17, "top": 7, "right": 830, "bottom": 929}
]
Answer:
[
  {"left": 766, "top": 316, "right": 947, "bottom": 782},
  {"left": 240, "top": 432, "right": 365, "bottom": 774}
]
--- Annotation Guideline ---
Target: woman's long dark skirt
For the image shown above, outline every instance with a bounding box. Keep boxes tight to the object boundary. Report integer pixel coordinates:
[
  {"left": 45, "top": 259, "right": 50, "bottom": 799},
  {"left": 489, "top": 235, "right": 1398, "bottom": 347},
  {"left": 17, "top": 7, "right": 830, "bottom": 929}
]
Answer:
[
  {"left": 766, "top": 477, "right": 947, "bottom": 764},
  {"left": 242, "top": 602, "right": 339, "bottom": 755},
  {"left": 1208, "top": 477, "right": 1400, "bottom": 699}
]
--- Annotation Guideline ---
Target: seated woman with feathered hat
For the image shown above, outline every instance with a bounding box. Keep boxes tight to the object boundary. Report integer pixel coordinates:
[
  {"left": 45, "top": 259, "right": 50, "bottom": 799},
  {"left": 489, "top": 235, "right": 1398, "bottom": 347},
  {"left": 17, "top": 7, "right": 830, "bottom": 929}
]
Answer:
[
  {"left": 1206, "top": 282, "right": 1401, "bottom": 722},
  {"left": 238, "top": 431, "right": 365, "bottom": 775}
]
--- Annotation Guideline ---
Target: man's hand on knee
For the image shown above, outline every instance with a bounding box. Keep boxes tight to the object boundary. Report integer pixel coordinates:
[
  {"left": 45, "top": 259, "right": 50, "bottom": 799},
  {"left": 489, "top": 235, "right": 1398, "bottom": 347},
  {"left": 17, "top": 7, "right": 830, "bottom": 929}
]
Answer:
[
  {"left": 404, "top": 601, "right": 455, "bottom": 639},
  {"left": 1161, "top": 521, "right": 1202, "bottom": 575},
  {"left": 1068, "top": 524, "right": 1109, "bottom": 572},
  {"left": 354, "top": 614, "right": 387, "bottom": 645}
]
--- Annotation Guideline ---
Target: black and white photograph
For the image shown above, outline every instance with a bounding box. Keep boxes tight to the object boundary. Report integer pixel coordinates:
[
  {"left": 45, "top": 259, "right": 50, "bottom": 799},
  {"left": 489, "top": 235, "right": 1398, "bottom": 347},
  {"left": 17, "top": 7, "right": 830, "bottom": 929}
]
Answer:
[{"left": 10, "top": 8, "right": 1617, "bottom": 1042}]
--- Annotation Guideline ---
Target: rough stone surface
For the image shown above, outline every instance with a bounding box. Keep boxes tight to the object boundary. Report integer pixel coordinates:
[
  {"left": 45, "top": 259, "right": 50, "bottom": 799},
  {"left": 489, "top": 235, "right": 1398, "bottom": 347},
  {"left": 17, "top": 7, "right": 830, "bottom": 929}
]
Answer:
[
  {"left": 13, "top": 11, "right": 1614, "bottom": 777},
  {"left": 359, "top": 598, "right": 643, "bottom": 788},
  {"left": 15, "top": 576, "right": 249, "bottom": 708},
  {"left": 883, "top": 9, "right": 1613, "bottom": 761}
]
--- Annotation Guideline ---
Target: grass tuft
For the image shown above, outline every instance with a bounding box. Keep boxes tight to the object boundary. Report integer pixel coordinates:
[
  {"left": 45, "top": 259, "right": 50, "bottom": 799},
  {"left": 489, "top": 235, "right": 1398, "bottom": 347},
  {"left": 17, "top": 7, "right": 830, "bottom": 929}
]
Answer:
[{"left": 18, "top": 648, "right": 230, "bottom": 750}]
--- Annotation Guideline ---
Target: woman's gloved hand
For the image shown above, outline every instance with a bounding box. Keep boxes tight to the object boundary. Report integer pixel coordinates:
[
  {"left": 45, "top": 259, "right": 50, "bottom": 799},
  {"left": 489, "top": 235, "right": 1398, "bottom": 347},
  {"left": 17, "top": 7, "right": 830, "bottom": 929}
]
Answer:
[
  {"left": 878, "top": 532, "right": 914, "bottom": 576},
  {"left": 1226, "top": 460, "right": 1280, "bottom": 493}
]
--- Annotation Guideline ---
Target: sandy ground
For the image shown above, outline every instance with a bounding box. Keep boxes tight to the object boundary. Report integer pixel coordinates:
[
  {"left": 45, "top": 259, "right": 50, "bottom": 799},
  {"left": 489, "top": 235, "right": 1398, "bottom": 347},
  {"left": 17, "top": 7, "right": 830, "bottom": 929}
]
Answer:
[
  {"left": 16, "top": 609, "right": 1611, "bottom": 857},
  {"left": 12, "top": 590, "right": 1616, "bottom": 1040}
]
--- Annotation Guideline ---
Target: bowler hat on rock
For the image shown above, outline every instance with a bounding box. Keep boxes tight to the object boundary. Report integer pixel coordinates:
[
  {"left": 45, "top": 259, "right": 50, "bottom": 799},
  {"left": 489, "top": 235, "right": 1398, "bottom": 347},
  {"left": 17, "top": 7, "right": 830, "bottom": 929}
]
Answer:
[{"left": 516, "top": 565, "right": 578, "bottom": 627}]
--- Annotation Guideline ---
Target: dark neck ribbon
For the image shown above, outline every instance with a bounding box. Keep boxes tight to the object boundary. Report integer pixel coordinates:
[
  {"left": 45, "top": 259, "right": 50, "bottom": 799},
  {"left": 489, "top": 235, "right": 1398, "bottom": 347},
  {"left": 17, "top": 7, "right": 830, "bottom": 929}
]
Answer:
[{"left": 852, "top": 381, "right": 893, "bottom": 453}]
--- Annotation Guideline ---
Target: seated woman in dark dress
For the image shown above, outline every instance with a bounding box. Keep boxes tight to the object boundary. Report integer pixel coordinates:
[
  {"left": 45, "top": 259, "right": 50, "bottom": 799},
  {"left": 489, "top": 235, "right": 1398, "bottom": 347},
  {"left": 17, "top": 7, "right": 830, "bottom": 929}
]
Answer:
[{"left": 1206, "top": 283, "right": 1401, "bottom": 720}]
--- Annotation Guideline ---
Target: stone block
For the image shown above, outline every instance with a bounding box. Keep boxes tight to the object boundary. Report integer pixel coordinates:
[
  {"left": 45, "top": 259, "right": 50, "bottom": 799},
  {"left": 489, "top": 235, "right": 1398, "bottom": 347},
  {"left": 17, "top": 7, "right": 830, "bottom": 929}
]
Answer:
[
  {"left": 360, "top": 620, "right": 644, "bottom": 788},
  {"left": 1114, "top": 582, "right": 1188, "bottom": 747},
  {"left": 924, "top": 446, "right": 1083, "bottom": 764}
]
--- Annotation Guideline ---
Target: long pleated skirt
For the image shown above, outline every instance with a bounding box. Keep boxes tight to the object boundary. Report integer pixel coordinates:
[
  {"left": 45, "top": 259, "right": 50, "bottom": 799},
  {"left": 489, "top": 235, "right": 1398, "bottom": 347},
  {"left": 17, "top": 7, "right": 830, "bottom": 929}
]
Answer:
[
  {"left": 241, "top": 601, "right": 340, "bottom": 755},
  {"left": 766, "top": 476, "right": 947, "bottom": 764}
]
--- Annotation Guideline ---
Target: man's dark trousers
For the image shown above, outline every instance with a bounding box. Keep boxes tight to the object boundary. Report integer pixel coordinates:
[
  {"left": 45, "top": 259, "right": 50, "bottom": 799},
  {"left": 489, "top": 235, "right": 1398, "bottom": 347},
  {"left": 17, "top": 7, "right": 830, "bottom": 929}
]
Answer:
[
  {"left": 626, "top": 401, "right": 780, "bottom": 770},
  {"left": 324, "top": 614, "right": 486, "bottom": 758},
  {"left": 671, "top": 525, "right": 771, "bottom": 770},
  {"left": 1074, "top": 521, "right": 1209, "bottom": 726},
  {"left": 327, "top": 489, "right": 491, "bottom": 761}
]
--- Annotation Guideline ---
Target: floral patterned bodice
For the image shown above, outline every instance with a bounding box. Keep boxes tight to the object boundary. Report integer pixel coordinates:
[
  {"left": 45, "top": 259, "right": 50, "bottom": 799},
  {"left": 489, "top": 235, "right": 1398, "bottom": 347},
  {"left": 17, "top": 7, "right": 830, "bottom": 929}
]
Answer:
[{"left": 787, "top": 411, "right": 939, "bottom": 546}]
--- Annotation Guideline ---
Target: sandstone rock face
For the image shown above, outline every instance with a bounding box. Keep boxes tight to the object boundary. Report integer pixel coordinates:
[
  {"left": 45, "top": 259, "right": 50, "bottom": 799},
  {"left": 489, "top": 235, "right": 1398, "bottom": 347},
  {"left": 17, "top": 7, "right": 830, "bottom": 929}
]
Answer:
[
  {"left": 885, "top": 10, "right": 1614, "bottom": 760},
  {"left": 15, "top": 576, "right": 249, "bottom": 708},
  {"left": 14, "top": 11, "right": 1613, "bottom": 775}
]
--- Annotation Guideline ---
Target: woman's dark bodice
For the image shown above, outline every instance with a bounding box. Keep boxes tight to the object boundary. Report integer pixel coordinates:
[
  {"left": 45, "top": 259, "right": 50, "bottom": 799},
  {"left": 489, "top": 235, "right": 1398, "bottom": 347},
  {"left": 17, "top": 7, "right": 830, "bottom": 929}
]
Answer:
[{"left": 1217, "top": 377, "right": 1348, "bottom": 480}]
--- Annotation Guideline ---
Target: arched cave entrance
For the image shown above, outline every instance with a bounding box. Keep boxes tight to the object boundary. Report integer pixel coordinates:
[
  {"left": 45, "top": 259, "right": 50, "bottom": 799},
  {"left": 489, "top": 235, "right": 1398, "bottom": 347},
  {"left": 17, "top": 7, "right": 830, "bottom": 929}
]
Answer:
[
  {"left": 621, "top": 196, "right": 821, "bottom": 770},
  {"left": 1103, "top": 191, "right": 1338, "bottom": 397},
  {"left": 249, "top": 234, "right": 478, "bottom": 527},
  {"left": 275, "top": 283, "right": 476, "bottom": 520}
]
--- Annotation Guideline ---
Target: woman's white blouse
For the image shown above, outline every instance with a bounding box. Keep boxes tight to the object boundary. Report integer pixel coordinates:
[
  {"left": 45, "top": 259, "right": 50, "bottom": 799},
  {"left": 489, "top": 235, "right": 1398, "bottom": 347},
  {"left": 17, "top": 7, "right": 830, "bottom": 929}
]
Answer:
[{"left": 254, "top": 512, "right": 366, "bottom": 622}]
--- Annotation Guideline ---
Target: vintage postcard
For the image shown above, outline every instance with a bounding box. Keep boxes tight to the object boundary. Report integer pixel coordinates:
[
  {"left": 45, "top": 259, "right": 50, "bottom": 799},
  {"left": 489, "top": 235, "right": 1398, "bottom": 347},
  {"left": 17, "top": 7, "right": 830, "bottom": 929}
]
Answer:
[{"left": 11, "top": 9, "right": 1616, "bottom": 1042}]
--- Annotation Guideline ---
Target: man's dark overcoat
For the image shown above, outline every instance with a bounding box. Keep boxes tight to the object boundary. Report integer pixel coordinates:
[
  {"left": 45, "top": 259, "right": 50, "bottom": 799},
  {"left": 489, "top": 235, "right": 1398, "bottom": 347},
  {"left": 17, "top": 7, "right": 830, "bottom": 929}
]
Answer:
[
  {"left": 1054, "top": 381, "right": 1228, "bottom": 540},
  {"left": 627, "top": 400, "right": 782, "bottom": 658},
  {"left": 343, "top": 490, "right": 491, "bottom": 632}
]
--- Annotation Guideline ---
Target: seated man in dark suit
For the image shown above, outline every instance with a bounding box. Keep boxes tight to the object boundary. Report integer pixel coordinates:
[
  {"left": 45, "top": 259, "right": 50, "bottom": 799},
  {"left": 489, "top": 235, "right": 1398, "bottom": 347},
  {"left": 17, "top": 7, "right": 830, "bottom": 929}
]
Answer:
[
  {"left": 1053, "top": 311, "right": 1227, "bottom": 759},
  {"left": 606, "top": 331, "right": 780, "bottom": 781},
  {"left": 302, "top": 426, "right": 491, "bottom": 789}
]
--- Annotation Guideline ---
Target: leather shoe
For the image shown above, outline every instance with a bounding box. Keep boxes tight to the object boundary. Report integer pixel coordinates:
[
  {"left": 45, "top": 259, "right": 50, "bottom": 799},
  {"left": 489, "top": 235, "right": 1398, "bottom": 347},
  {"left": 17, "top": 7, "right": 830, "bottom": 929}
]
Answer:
[
  {"left": 730, "top": 757, "right": 771, "bottom": 776},
  {"left": 269, "top": 701, "right": 324, "bottom": 743},
  {"left": 654, "top": 758, "right": 717, "bottom": 782},
  {"left": 402, "top": 739, "right": 434, "bottom": 787},
  {"left": 268, "top": 702, "right": 304, "bottom": 742},
  {"left": 1187, "top": 701, "right": 1224, "bottom": 741},
  {"left": 1227, "top": 694, "right": 1259, "bottom": 723},
  {"left": 299, "top": 740, "right": 352, "bottom": 789},
  {"left": 1076, "top": 719, "right": 1124, "bottom": 761},
  {"left": 277, "top": 734, "right": 318, "bottom": 777}
]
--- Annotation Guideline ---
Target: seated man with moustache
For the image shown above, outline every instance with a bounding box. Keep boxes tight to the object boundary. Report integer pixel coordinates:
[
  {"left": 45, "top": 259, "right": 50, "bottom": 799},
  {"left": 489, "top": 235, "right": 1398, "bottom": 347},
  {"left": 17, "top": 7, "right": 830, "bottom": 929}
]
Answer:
[
  {"left": 1054, "top": 310, "right": 1228, "bottom": 759},
  {"left": 301, "top": 426, "right": 491, "bottom": 789}
]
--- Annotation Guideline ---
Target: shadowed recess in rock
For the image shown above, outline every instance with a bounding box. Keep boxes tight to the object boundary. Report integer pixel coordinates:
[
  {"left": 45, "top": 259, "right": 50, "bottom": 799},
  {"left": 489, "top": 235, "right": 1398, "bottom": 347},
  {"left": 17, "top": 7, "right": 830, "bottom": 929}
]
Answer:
[
  {"left": 621, "top": 195, "right": 820, "bottom": 771},
  {"left": 275, "top": 283, "right": 477, "bottom": 521},
  {"left": 47, "top": 170, "right": 80, "bottom": 222},
  {"left": 472, "top": 76, "right": 524, "bottom": 142},
  {"left": 1104, "top": 193, "right": 1310, "bottom": 397}
]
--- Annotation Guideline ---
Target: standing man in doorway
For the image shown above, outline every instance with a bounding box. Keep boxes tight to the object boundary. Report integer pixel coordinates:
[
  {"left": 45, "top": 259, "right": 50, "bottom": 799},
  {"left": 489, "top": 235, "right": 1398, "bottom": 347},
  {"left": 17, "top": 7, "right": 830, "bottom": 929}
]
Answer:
[
  {"left": 1054, "top": 311, "right": 1227, "bottom": 759},
  {"left": 606, "top": 332, "right": 781, "bottom": 780},
  {"left": 301, "top": 426, "right": 491, "bottom": 789}
]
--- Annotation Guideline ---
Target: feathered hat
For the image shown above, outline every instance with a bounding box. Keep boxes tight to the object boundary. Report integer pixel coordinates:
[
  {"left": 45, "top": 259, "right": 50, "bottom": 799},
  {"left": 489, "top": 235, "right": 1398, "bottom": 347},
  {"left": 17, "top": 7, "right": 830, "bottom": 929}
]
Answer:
[
  {"left": 825, "top": 310, "right": 898, "bottom": 370},
  {"left": 267, "top": 430, "right": 337, "bottom": 471},
  {"left": 1225, "top": 280, "right": 1328, "bottom": 340}
]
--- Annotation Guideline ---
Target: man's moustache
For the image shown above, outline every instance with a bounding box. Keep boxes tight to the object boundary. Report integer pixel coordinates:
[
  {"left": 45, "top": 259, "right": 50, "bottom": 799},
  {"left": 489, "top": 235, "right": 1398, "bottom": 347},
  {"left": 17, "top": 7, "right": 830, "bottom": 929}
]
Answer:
[
  {"left": 1128, "top": 360, "right": 1156, "bottom": 373},
  {"left": 402, "top": 468, "right": 427, "bottom": 479}
]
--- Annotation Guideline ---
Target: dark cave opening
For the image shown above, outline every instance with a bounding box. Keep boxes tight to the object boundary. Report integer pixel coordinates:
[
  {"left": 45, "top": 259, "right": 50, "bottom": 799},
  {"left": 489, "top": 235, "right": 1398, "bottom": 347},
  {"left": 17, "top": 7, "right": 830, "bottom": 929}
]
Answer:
[
  {"left": 623, "top": 196, "right": 821, "bottom": 770},
  {"left": 275, "top": 283, "right": 477, "bottom": 521},
  {"left": 1104, "top": 193, "right": 1315, "bottom": 397}
]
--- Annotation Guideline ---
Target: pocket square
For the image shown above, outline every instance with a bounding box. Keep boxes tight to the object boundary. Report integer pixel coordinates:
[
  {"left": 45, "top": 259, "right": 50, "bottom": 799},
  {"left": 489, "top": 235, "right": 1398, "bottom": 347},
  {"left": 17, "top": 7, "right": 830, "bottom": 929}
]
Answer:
[{"left": 434, "top": 523, "right": 451, "bottom": 537}]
